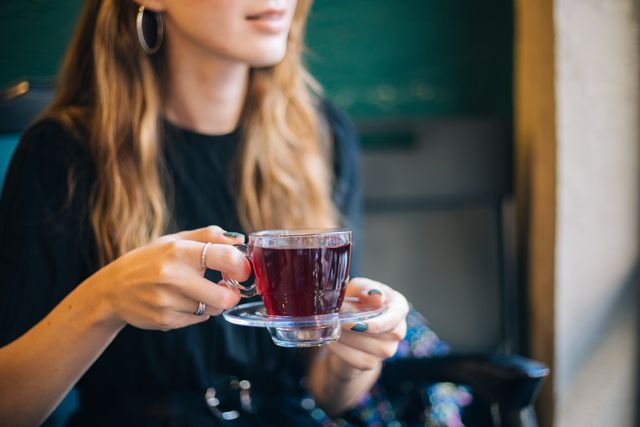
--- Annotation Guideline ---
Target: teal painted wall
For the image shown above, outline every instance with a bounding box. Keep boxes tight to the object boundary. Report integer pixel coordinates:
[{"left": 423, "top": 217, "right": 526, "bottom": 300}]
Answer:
[
  {"left": 306, "top": 0, "right": 513, "bottom": 120},
  {"left": 0, "top": 0, "right": 513, "bottom": 120},
  {"left": 0, "top": 1, "right": 83, "bottom": 86}
]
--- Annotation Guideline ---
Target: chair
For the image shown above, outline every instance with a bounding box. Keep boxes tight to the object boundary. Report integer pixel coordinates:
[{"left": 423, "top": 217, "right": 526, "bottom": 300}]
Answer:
[
  {"left": 358, "top": 116, "right": 548, "bottom": 426},
  {"left": 381, "top": 355, "right": 547, "bottom": 426},
  {"left": 0, "top": 80, "right": 548, "bottom": 427},
  {"left": 359, "top": 117, "right": 519, "bottom": 354},
  {"left": 0, "top": 80, "right": 55, "bottom": 192}
]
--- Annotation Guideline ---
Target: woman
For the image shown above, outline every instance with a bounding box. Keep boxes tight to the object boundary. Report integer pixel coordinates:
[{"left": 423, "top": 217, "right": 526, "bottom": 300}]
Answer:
[{"left": 0, "top": 0, "right": 408, "bottom": 426}]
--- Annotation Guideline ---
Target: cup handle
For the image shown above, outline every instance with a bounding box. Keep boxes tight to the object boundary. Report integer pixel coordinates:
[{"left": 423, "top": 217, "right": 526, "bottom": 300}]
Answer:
[{"left": 221, "top": 244, "right": 259, "bottom": 298}]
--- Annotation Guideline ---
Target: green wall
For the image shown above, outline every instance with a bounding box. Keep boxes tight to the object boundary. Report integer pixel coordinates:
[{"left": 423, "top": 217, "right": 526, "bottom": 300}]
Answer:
[
  {"left": 306, "top": 0, "right": 513, "bottom": 120},
  {"left": 0, "top": 1, "right": 83, "bottom": 87},
  {"left": 0, "top": 0, "right": 513, "bottom": 121}
]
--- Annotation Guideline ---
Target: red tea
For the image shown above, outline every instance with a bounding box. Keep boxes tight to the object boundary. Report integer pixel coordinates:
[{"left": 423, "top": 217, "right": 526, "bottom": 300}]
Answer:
[{"left": 251, "top": 243, "right": 351, "bottom": 316}]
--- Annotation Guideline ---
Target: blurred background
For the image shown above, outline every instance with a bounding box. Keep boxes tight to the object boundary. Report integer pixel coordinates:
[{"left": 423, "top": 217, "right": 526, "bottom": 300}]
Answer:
[
  {"left": 307, "top": 0, "right": 516, "bottom": 355},
  {"left": 0, "top": 1, "right": 638, "bottom": 426}
]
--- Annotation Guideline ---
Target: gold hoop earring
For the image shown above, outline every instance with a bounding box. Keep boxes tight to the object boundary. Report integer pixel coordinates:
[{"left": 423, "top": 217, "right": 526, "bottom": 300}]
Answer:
[{"left": 136, "top": 5, "right": 164, "bottom": 54}]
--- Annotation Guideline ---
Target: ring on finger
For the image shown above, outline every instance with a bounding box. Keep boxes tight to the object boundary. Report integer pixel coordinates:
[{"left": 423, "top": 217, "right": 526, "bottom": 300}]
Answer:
[
  {"left": 201, "top": 242, "right": 212, "bottom": 269},
  {"left": 194, "top": 301, "right": 206, "bottom": 316}
]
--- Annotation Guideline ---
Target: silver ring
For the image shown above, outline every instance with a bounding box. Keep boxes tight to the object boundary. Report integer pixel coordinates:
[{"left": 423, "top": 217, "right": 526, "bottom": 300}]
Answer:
[
  {"left": 194, "top": 302, "right": 206, "bottom": 316},
  {"left": 201, "top": 242, "right": 212, "bottom": 269}
]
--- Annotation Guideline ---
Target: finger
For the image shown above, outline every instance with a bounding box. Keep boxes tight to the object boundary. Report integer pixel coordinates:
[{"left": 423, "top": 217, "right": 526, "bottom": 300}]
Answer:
[
  {"left": 155, "top": 310, "right": 212, "bottom": 331},
  {"left": 203, "top": 244, "right": 251, "bottom": 281},
  {"left": 171, "top": 274, "right": 242, "bottom": 311},
  {"left": 344, "top": 319, "right": 407, "bottom": 341},
  {"left": 342, "top": 284, "right": 408, "bottom": 335},
  {"left": 337, "top": 332, "right": 400, "bottom": 360},
  {"left": 171, "top": 225, "right": 245, "bottom": 245},
  {"left": 327, "top": 341, "right": 384, "bottom": 372},
  {"left": 163, "top": 291, "right": 225, "bottom": 316},
  {"left": 336, "top": 324, "right": 406, "bottom": 359},
  {"left": 172, "top": 240, "right": 250, "bottom": 281},
  {"left": 344, "top": 277, "right": 386, "bottom": 307}
]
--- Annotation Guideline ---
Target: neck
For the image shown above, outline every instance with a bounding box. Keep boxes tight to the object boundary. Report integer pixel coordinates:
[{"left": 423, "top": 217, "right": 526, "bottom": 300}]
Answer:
[{"left": 162, "top": 26, "right": 249, "bottom": 135}]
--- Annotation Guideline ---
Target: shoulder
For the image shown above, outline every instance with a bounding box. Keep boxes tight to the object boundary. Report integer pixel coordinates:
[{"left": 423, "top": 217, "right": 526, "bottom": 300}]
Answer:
[
  {"left": 319, "top": 101, "right": 362, "bottom": 211},
  {"left": 320, "top": 101, "right": 358, "bottom": 151},
  {"left": 17, "top": 118, "right": 87, "bottom": 164},
  {"left": 2, "top": 119, "right": 91, "bottom": 218},
  {"left": 10, "top": 119, "right": 89, "bottom": 185},
  {"left": 319, "top": 100, "right": 360, "bottom": 171}
]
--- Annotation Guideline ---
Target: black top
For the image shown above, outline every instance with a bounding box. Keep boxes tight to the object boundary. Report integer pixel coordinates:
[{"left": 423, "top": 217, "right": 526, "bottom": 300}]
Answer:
[{"left": 0, "top": 104, "right": 362, "bottom": 426}]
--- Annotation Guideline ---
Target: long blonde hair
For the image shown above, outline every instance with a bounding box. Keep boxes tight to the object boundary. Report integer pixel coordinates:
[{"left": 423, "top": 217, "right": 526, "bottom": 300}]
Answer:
[{"left": 45, "top": 0, "right": 337, "bottom": 266}]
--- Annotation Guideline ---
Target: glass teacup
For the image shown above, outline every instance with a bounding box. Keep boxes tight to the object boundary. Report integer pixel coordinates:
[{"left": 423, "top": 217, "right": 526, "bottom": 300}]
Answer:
[{"left": 222, "top": 229, "right": 352, "bottom": 347}]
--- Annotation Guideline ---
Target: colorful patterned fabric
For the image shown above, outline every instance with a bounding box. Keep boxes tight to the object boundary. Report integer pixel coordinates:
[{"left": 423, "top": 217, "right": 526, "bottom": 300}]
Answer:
[{"left": 298, "top": 307, "right": 473, "bottom": 427}]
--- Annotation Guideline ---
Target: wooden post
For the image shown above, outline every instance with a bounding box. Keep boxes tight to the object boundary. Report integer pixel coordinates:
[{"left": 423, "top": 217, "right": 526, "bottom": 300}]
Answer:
[{"left": 514, "top": 1, "right": 556, "bottom": 425}]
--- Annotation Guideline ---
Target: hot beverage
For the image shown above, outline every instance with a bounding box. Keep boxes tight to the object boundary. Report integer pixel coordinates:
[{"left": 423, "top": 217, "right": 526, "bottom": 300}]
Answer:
[
  {"left": 222, "top": 229, "right": 353, "bottom": 347},
  {"left": 251, "top": 244, "right": 351, "bottom": 316}
]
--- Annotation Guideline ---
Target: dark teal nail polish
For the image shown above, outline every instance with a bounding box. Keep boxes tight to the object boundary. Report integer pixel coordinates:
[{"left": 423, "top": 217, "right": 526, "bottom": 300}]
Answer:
[
  {"left": 223, "top": 231, "right": 243, "bottom": 239},
  {"left": 368, "top": 289, "right": 383, "bottom": 297},
  {"left": 351, "top": 322, "right": 368, "bottom": 332}
]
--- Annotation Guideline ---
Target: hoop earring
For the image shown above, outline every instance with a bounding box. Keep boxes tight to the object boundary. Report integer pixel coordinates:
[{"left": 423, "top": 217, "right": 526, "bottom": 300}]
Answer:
[{"left": 136, "top": 5, "right": 164, "bottom": 54}]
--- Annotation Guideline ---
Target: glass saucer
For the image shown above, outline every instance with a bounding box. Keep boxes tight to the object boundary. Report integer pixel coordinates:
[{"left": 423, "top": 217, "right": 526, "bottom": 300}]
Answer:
[{"left": 223, "top": 300, "right": 386, "bottom": 348}]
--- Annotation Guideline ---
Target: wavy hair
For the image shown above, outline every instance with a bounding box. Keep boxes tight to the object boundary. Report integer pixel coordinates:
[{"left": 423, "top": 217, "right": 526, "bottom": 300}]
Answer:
[{"left": 45, "top": 0, "right": 337, "bottom": 266}]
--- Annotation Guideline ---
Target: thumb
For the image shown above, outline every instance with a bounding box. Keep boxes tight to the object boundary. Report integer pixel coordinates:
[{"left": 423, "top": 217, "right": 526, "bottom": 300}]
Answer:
[{"left": 344, "top": 277, "right": 386, "bottom": 308}]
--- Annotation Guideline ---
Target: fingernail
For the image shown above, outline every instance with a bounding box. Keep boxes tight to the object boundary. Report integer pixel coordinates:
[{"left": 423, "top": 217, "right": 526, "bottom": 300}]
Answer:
[
  {"left": 367, "top": 289, "right": 383, "bottom": 297},
  {"left": 223, "top": 231, "right": 243, "bottom": 239},
  {"left": 351, "top": 322, "right": 368, "bottom": 332}
]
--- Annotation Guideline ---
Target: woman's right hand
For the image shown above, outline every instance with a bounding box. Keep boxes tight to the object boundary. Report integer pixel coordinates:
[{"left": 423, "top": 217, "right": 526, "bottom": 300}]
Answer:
[
  {"left": 0, "top": 225, "right": 249, "bottom": 426},
  {"left": 90, "top": 226, "right": 250, "bottom": 331}
]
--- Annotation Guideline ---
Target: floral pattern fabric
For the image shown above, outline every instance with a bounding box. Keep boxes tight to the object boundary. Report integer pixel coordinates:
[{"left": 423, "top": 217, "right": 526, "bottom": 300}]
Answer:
[{"left": 298, "top": 307, "right": 473, "bottom": 427}]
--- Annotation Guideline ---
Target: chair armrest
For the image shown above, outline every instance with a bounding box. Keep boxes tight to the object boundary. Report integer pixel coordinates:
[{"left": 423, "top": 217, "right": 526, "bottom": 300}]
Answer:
[
  {"left": 380, "top": 354, "right": 549, "bottom": 410},
  {"left": 0, "top": 80, "right": 55, "bottom": 133}
]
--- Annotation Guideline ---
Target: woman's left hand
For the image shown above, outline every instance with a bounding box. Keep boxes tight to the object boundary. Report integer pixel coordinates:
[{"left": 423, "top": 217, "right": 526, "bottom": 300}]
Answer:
[{"left": 326, "top": 278, "right": 409, "bottom": 377}]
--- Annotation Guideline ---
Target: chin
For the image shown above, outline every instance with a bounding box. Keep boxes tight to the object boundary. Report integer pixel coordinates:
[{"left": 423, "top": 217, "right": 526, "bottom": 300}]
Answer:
[
  {"left": 245, "top": 42, "right": 289, "bottom": 68},
  {"left": 250, "top": 56, "right": 286, "bottom": 68}
]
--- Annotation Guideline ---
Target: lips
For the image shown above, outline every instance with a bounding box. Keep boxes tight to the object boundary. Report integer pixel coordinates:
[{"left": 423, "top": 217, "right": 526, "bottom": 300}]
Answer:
[
  {"left": 246, "top": 9, "right": 286, "bottom": 21},
  {"left": 245, "top": 7, "right": 288, "bottom": 35}
]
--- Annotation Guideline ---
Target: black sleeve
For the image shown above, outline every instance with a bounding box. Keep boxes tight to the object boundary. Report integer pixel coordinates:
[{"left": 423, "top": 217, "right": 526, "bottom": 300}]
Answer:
[
  {"left": 324, "top": 102, "right": 364, "bottom": 277},
  {"left": 0, "top": 121, "right": 95, "bottom": 346}
]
